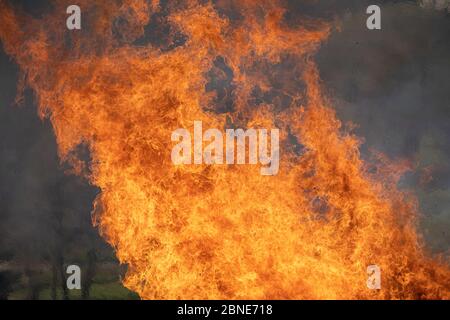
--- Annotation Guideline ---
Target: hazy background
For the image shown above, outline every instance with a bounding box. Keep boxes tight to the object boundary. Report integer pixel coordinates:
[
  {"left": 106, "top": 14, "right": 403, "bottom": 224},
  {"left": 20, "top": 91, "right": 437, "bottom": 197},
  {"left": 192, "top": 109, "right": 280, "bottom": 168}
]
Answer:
[{"left": 0, "top": 0, "right": 449, "bottom": 299}]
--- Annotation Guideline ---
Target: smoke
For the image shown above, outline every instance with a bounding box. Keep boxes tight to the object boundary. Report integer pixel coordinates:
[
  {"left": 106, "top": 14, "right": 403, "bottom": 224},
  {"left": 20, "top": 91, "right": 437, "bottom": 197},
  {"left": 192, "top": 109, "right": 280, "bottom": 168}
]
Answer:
[
  {"left": 315, "top": 2, "right": 450, "bottom": 253},
  {"left": 0, "top": 39, "right": 115, "bottom": 299}
]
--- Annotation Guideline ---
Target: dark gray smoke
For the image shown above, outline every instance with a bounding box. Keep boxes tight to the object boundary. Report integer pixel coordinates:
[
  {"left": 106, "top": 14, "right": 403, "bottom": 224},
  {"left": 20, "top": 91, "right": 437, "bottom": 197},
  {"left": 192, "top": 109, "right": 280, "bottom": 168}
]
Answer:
[{"left": 315, "top": 2, "right": 450, "bottom": 253}]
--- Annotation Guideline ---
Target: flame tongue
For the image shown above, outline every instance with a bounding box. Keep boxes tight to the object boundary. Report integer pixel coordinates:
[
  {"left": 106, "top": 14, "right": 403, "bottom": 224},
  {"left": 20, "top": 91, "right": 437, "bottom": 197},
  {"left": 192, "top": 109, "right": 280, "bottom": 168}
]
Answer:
[{"left": 0, "top": 0, "right": 448, "bottom": 299}]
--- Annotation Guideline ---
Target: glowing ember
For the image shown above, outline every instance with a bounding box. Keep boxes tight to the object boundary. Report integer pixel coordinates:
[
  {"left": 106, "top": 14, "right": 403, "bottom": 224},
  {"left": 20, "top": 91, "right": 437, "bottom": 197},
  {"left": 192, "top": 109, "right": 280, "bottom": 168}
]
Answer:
[{"left": 0, "top": 0, "right": 448, "bottom": 299}]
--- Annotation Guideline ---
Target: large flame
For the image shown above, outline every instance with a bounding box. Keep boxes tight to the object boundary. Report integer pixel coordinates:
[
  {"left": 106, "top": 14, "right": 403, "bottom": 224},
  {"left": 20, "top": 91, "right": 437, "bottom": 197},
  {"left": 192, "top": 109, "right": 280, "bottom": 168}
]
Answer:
[{"left": 0, "top": 0, "right": 448, "bottom": 299}]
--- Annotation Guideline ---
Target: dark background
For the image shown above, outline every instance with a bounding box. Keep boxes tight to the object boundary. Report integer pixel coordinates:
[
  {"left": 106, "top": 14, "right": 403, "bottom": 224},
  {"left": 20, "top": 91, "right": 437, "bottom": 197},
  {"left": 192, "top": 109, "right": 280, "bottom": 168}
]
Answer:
[{"left": 0, "top": 0, "right": 449, "bottom": 299}]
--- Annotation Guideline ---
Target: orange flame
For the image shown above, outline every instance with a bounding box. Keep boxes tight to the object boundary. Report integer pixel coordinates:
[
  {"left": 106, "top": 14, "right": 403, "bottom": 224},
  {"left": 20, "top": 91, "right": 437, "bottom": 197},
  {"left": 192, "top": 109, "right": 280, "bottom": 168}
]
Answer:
[{"left": 0, "top": 0, "right": 448, "bottom": 299}]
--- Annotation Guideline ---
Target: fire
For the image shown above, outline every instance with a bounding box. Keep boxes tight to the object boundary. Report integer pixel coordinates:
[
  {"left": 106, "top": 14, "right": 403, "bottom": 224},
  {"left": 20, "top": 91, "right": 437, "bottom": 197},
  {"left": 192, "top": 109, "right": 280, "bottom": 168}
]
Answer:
[{"left": 0, "top": 0, "right": 448, "bottom": 299}]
